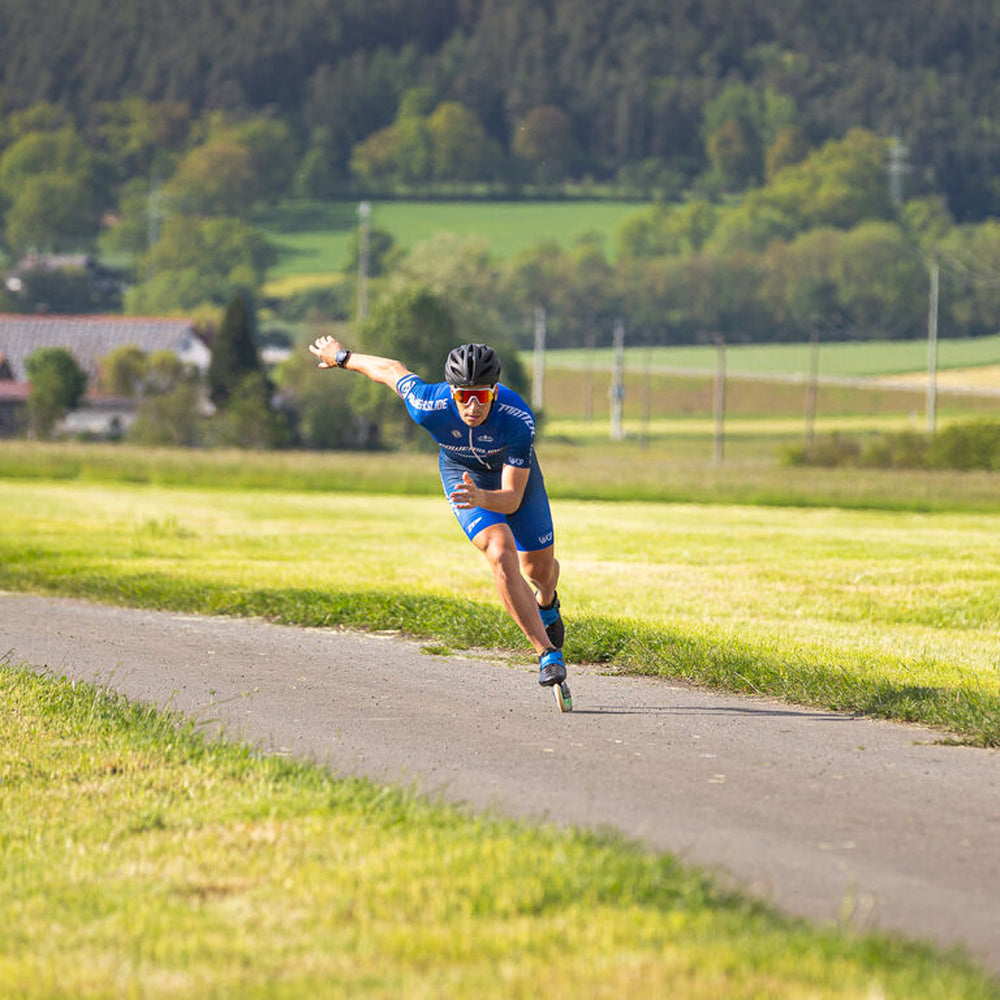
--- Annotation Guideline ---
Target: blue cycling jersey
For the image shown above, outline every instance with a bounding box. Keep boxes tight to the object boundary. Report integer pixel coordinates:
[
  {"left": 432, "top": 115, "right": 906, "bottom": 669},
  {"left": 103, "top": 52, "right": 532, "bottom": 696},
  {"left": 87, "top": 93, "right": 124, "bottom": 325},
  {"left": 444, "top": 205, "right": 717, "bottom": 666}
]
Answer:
[
  {"left": 395, "top": 373, "right": 554, "bottom": 551},
  {"left": 395, "top": 374, "right": 535, "bottom": 471}
]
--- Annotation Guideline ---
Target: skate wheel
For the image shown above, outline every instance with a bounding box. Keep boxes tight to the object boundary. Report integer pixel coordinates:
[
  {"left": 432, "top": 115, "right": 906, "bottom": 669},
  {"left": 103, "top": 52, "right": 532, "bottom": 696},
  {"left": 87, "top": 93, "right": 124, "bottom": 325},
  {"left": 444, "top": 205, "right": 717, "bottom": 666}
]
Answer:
[{"left": 554, "top": 681, "right": 573, "bottom": 713}]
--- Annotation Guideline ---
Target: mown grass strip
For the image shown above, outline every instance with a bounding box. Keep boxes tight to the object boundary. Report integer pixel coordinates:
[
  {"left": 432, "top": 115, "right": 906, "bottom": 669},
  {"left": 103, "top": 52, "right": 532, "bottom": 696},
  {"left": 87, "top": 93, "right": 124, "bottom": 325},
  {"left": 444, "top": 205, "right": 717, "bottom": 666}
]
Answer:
[
  {"left": 3, "top": 662, "right": 997, "bottom": 999},
  {"left": 3, "top": 440, "right": 1000, "bottom": 513},
  {"left": 2, "top": 559, "right": 996, "bottom": 748}
]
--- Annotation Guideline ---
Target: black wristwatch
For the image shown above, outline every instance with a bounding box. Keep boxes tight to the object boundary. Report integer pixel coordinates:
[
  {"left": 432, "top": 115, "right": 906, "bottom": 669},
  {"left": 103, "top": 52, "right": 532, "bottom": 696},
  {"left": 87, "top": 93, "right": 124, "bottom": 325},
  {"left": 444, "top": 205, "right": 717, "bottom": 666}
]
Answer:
[{"left": 334, "top": 348, "right": 352, "bottom": 368}]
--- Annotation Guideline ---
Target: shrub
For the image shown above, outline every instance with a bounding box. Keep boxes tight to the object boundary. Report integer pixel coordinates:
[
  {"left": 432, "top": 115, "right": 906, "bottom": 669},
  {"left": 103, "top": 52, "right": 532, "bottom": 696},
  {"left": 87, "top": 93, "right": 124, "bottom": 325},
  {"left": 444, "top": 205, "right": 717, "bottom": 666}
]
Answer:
[
  {"left": 860, "top": 430, "right": 930, "bottom": 469},
  {"left": 926, "top": 420, "right": 1000, "bottom": 470},
  {"left": 787, "top": 420, "right": 1000, "bottom": 471},
  {"left": 783, "top": 432, "right": 861, "bottom": 467}
]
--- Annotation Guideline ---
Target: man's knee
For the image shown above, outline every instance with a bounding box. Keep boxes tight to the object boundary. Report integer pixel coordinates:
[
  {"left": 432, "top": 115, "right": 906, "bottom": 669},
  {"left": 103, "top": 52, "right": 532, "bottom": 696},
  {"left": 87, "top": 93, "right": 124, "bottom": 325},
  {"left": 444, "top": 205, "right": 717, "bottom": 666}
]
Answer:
[
  {"left": 520, "top": 548, "right": 558, "bottom": 586},
  {"left": 477, "top": 529, "right": 517, "bottom": 571}
]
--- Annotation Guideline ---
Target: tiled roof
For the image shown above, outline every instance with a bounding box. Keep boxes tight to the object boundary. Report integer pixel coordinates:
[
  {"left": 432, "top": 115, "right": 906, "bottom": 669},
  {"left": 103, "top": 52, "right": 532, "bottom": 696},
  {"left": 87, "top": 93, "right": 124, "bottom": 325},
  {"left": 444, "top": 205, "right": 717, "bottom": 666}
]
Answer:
[
  {"left": 0, "top": 314, "right": 206, "bottom": 382},
  {"left": 0, "top": 380, "right": 31, "bottom": 401}
]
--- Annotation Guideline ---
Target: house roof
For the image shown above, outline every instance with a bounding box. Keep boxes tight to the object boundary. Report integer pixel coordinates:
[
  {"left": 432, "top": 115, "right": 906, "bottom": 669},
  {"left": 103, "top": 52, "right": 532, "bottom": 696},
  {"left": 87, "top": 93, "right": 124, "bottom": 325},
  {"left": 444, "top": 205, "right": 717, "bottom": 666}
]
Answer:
[
  {"left": 0, "top": 379, "right": 31, "bottom": 401},
  {"left": 0, "top": 314, "right": 208, "bottom": 382}
]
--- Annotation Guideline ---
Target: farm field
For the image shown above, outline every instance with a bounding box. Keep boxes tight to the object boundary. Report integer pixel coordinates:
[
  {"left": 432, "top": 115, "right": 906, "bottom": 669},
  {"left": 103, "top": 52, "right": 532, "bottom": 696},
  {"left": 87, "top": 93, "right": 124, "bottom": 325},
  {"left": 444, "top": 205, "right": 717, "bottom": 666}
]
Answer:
[
  {"left": 257, "top": 198, "right": 642, "bottom": 281},
  {"left": 540, "top": 333, "right": 1000, "bottom": 380}
]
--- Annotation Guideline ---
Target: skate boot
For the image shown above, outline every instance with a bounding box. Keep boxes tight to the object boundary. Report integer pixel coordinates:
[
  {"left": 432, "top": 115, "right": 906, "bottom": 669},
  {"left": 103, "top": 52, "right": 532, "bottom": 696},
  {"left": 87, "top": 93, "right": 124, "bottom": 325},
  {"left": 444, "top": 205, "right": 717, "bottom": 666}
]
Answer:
[
  {"left": 537, "top": 590, "right": 564, "bottom": 650},
  {"left": 538, "top": 648, "right": 567, "bottom": 687}
]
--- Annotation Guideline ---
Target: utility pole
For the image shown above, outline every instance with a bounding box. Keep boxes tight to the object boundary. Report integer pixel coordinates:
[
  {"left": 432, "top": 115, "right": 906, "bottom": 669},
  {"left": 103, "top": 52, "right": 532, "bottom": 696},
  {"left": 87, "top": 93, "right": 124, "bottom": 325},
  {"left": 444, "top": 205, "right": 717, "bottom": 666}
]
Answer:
[
  {"left": 610, "top": 319, "right": 625, "bottom": 440},
  {"left": 583, "top": 329, "right": 595, "bottom": 422},
  {"left": 640, "top": 345, "right": 652, "bottom": 449},
  {"left": 888, "top": 134, "right": 910, "bottom": 207},
  {"left": 357, "top": 200, "right": 371, "bottom": 324},
  {"left": 926, "top": 257, "right": 940, "bottom": 433},
  {"left": 713, "top": 335, "right": 726, "bottom": 464},
  {"left": 532, "top": 306, "right": 546, "bottom": 412},
  {"left": 804, "top": 330, "right": 820, "bottom": 454},
  {"left": 147, "top": 179, "right": 163, "bottom": 255}
]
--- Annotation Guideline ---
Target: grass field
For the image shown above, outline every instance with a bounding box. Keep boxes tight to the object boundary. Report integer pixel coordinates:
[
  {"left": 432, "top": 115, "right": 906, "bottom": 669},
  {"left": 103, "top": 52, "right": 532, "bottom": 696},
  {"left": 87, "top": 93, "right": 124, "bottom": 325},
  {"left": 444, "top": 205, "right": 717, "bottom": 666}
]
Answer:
[
  {"left": 3, "top": 436, "right": 1000, "bottom": 993},
  {"left": 541, "top": 333, "right": 1000, "bottom": 380},
  {"left": 256, "top": 199, "right": 643, "bottom": 277},
  {"left": 1, "top": 475, "right": 997, "bottom": 745},
  {"left": 5, "top": 665, "right": 997, "bottom": 999}
]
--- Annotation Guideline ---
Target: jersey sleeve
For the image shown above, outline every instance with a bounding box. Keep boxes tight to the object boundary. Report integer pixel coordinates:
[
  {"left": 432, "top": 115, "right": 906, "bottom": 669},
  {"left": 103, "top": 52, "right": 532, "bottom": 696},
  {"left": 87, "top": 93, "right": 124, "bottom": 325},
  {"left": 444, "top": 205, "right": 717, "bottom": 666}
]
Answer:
[{"left": 395, "top": 373, "right": 449, "bottom": 426}]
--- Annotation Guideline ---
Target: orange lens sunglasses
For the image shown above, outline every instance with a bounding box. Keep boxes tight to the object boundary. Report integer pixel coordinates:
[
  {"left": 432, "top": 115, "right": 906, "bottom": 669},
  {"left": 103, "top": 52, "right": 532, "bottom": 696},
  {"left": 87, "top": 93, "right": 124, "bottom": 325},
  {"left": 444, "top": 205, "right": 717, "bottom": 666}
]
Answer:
[{"left": 451, "top": 386, "right": 495, "bottom": 405}]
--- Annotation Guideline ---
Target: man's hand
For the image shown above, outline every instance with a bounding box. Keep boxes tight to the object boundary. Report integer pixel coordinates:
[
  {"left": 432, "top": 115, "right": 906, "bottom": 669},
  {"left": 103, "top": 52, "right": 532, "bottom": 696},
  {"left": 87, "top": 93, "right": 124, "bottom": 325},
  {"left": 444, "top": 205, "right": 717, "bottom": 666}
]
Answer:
[
  {"left": 449, "top": 472, "right": 481, "bottom": 510},
  {"left": 309, "top": 335, "right": 343, "bottom": 369}
]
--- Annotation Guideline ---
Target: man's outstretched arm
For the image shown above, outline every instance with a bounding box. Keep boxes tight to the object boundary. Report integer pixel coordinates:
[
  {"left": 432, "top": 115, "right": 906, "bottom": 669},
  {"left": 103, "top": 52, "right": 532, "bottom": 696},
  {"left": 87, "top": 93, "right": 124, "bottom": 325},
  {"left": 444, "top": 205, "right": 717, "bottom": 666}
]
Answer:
[{"left": 309, "top": 335, "right": 412, "bottom": 390}]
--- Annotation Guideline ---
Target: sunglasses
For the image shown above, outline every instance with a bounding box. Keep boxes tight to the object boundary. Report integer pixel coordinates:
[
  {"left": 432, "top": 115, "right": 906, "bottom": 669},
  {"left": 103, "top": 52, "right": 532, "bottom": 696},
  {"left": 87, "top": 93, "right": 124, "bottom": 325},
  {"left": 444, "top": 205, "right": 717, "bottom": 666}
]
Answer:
[{"left": 451, "top": 386, "right": 495, "bottom": 406}]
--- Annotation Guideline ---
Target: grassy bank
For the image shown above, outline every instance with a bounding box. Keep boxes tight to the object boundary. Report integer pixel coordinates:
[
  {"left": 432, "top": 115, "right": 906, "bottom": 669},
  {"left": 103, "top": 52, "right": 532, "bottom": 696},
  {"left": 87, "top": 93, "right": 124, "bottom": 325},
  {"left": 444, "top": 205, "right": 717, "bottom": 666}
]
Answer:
[
  {"left": 3, "top": 440, "right": 1000, "bottom": 512},
  {"left": 3, "top": 663, "right": 997, "bottom": 999},
  {"left": 2, "top": 480, "right": 997, "bottom": 745}
]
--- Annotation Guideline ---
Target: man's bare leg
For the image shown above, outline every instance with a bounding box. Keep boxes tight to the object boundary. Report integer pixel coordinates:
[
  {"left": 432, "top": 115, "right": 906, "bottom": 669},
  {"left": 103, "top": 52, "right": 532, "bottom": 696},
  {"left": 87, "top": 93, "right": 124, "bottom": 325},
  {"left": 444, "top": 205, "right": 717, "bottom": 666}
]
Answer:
[{"left": 473, "top": 525, "right": 552, "bottom": 655}]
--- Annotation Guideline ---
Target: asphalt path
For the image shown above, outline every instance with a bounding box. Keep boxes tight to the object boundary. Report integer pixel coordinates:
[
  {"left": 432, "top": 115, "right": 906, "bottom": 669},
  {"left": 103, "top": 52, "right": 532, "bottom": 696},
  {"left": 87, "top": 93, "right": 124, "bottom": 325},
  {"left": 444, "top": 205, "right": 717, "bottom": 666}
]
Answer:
[{"left": 3, "top": 592, "right": 998, "bottom": 975}]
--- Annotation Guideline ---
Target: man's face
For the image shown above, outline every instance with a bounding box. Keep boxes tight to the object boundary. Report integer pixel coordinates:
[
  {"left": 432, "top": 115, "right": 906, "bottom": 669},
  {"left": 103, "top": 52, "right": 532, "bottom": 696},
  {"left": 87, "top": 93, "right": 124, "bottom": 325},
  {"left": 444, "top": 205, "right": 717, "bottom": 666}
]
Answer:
[{"left": 451, "top": 386, "right": 495, "bottom": 427}]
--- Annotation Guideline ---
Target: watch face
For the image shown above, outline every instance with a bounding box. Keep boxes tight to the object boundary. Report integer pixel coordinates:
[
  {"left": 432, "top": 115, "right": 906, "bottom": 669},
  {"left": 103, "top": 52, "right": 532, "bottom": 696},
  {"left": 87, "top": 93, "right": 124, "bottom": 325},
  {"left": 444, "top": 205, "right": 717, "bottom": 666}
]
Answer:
[{"left": 335, "top": 349, "right": 350, "bottom": 367}]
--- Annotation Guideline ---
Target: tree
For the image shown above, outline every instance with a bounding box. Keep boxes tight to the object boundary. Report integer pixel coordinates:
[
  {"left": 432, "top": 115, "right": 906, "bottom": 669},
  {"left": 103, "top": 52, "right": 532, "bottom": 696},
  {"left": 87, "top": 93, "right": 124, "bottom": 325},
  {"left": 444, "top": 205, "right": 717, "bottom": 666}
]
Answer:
[
  {"left": 129, "top": 382, "right": 202, "bottom": 446},
  {"left": 25, "top": 347, "right": 87, "bottom": 438},
  {"left": 207, "top": 371, "right": 289, "bottom": 449},
  {"left": 513, "top": 106, "right": 575, "bottom": 182},
  {"left": 354, "top": 286, "right": 457, "bottom": 444},
  {"left": 125, "top": 216, "right": 276, "bottom": 313},
  {"left": 273, "top": 342, "right": 360, "bottom": 449},
  {"left": 94, "top": 98, "right": 191, "bottom": 180},
  {"left": 427, "top": 102, "right": 499, "bottom": 182},
  {"left": 4, "top": 173, "right": 103, "bottom": 254},
  {"left": 765, "top": 124, "right": 810, "bottom": 181},
  {"left": 120, "top": 351, "right": 203, "bottom": 446},
  {"left": 349, "top": 125, "right": 402, "bottom": 185},
  {"left": 392, "top": 233, "right": 528, "bottom": 389},
  {"left": 164, "top": 139, "right": 259, "bottom": 217},
  {"left": 227, "top": 116, "right": 298, "bottom": 205},
  {"left": 935, "top": 221, "right": 1000, "bottom": 338},
  {"left": 0, "top": 127, "right": 107, "bottom": 254},
  {"left": 702, "top": 84, "right": 767, "bottom": 190},
  {"left": 100, "top": 344, "right": 148, "bottom": 396},
  {"left": 706, "top": 117, "right": 760, "bottom": 192},
  {"left": 835, "top": 223, "right": 927, "bottom": 339},
  {"left": 208, "top": 291, "right": 262, "bottom": 407},
  {"left": 616, "top": 199, "right": 718, "bottom": 259}
]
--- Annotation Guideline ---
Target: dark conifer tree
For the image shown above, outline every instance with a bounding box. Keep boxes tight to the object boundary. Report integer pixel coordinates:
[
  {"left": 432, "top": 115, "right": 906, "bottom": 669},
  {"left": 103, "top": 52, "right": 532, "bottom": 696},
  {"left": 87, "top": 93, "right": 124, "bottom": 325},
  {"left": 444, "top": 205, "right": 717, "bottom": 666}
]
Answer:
[{"left": 208, "top": 290, "right": 261, "bottom": 408}]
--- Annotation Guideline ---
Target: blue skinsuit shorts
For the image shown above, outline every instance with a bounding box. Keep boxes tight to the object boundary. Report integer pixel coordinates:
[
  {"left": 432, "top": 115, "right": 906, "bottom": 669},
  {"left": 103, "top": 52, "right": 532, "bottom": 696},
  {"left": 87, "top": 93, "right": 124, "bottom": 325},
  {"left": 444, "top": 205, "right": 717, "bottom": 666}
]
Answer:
[{"left": 439, "top": 451, "right": 555, "bottom": 552}]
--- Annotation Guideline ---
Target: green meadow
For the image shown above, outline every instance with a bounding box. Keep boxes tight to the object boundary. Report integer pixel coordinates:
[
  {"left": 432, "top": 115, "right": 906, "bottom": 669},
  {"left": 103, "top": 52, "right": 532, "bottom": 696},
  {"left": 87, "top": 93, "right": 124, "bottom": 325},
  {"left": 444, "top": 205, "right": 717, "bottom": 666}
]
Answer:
[
  {"left": 257, "top": 199, "right": 642, "bottom": 280},
  {"left": 543, "top": 333, "right": 1000, "bottom": 379}
]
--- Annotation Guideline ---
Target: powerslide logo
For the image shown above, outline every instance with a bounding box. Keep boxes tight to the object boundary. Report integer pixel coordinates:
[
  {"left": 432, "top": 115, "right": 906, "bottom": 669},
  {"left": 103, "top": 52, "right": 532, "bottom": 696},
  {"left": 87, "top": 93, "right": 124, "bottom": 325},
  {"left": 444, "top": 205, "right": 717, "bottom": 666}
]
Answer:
[{"left": 408, "top": 394, "right": 448, "bottom": 411}]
